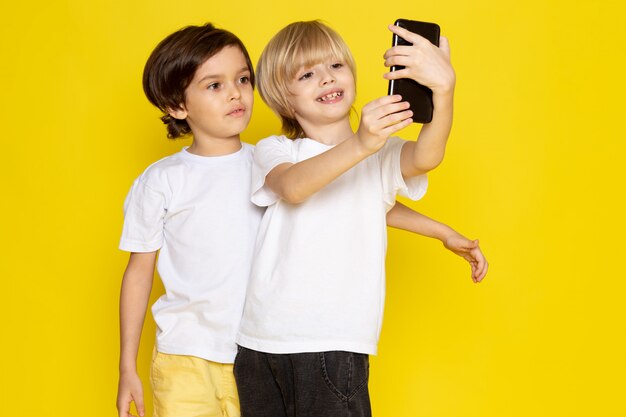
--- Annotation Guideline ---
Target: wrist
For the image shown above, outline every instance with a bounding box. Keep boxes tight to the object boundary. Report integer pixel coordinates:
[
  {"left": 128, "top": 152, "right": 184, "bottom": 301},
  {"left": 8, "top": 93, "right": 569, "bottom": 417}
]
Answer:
[
  {"left": 119, "top": 359, "right": 138, "bottom": 374},
  {"left": 432, "top": 82, "right": 455, "bottom": 99},
  {"left": 120, "top": 367, "right": 138, "bottom": 377},
  {"left": 349, "top": 133, "right": 377, "bottom": 158},
  {"left": 438, "top": 226, "right": 458, "bottom": 245},
  {"left": 431, "top": 69, "right": 456, "bottom": 95}
]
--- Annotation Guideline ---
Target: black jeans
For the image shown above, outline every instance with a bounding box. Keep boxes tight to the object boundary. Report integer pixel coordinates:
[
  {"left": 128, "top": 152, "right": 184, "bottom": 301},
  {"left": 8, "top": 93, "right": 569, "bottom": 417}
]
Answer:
[{"left": 234, "top": 346, "right": 372, "bottom": 417}]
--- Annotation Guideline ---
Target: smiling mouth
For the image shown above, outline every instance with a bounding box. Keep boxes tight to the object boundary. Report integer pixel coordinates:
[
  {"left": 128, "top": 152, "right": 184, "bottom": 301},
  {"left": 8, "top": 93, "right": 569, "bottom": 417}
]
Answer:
[
  {"left": 317, "top": 91, "right": 343, "bottom": 102},
  {"left": 228, "top": 107, "right": 246, "bottom": 116}
]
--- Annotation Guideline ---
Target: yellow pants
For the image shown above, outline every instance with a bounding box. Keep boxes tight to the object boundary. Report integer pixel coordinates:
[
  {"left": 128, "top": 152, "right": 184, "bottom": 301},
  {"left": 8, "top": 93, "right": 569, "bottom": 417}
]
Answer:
[{"left": 151, "top": 350, "right": 240, "bottom": 417}]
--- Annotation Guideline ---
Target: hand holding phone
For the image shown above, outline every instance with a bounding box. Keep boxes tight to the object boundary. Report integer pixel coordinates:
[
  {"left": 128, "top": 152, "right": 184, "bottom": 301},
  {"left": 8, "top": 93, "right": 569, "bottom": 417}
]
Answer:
[{"left": 386, "top": 19, "right": 440, "bottom": 123}]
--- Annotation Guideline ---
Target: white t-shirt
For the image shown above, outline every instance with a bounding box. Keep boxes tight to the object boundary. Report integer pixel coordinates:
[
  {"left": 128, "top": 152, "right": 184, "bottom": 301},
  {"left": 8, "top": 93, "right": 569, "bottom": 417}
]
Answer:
[
  {"left": 236, "top": 135, "right": 427, "bottom": 355},
  {"left": 119, "top": 143, "right": 263, "bottom": 363}
]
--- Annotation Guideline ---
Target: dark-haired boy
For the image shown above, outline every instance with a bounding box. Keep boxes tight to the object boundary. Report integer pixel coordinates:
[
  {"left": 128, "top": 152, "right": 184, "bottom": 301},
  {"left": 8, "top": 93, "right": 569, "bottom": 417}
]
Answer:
[{"left": 116, "top": 23, "right": 262, "bottom": 417}]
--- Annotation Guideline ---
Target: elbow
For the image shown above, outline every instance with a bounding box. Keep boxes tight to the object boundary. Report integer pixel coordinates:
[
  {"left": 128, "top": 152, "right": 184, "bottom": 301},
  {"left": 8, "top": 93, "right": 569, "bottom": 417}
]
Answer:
[
  {"left": 266, "top": 166, "right": 309, "bottom": 204},
  {"left": 414, "top": 155, "right": 445, "bottom": 175},
  {"left": 278, "top": 185, "right": 308, "bottom": 204},
  {"left": 281, "top": 190, "right": 307, "bottom": 205},
  {"left": 423, "top": 158, "right": 444, "bottom": 173},
  {"left": 406, "top": 162, "right": 440, "bottom": 178}
]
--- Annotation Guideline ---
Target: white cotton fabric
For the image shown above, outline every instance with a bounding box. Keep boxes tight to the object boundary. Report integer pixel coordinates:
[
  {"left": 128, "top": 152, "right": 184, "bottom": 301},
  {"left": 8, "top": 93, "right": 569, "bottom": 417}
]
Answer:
[
  {"left": 120, "top": 144, "right": 263, "bottom": 363},
  {"left": 236, "top": 136, "right": 427, "bottom": 355}
]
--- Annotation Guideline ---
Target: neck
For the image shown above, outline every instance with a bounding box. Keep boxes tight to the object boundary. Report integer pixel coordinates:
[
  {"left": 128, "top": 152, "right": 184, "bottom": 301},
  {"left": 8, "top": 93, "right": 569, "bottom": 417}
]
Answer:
[
  {"left": 298, "top": 116, "right": 354, "bottom": 146},
  {"left": 187, "top": 135, "right": 242, "bottom": 157}
]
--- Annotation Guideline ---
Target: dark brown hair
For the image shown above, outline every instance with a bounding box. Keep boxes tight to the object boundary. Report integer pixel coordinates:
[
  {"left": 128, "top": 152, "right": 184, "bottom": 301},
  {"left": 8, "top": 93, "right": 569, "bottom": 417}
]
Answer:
[{"left": 143, "top": 23, "right": 255, "bottom": 139}]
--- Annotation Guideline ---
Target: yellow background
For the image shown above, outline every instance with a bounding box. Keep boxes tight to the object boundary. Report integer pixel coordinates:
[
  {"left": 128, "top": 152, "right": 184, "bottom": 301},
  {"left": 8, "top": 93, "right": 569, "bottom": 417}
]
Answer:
[{"left": 1, "top": 0, "right": 625, "bottom": 416}]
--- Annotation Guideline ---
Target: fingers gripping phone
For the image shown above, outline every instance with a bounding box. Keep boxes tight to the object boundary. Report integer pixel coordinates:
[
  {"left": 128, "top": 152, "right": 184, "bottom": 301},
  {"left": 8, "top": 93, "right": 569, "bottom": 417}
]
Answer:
[{"left": 387, "top": 19, "right": 440, "bottom": 123}]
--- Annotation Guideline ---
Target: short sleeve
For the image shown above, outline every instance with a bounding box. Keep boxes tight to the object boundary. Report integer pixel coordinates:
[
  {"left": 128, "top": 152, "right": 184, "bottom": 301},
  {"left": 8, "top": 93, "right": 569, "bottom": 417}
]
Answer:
[
  {"left": 251, "top": 136, "right": 295, "bottom": 207},
  {"left": 380, "top": 136, "right": 428, "bottom": 210},
  {"left": 119, "top": 177, "right": 167, "bottom": 252}
]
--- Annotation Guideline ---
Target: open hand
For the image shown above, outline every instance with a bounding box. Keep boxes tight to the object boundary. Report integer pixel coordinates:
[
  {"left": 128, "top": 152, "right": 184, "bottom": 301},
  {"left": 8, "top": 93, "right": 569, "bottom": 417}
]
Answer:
[{"left": 383, "top": 25, "right": 455, "bottom": 94}]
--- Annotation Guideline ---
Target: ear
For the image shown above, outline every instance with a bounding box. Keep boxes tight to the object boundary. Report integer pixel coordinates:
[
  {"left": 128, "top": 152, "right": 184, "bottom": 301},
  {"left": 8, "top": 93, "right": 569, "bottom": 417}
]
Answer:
[{"left": 167, "top": 105, "right": 187, "bottom": 120}]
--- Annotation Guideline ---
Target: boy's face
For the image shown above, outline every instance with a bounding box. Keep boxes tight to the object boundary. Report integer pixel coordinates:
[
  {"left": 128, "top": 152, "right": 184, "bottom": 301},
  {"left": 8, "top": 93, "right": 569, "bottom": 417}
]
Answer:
[
  {"left": 170, "top": 46, "right": 253, "bottom": 142},
  {"left": 286, "top": 58, "right": 355, "bottom": 129}
]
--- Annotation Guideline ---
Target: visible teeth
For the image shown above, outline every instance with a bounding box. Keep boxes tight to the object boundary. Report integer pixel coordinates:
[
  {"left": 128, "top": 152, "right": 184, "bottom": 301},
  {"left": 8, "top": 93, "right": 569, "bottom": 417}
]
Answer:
[{"left": 318, "top": 92, "right": 342, "bottom": 101}]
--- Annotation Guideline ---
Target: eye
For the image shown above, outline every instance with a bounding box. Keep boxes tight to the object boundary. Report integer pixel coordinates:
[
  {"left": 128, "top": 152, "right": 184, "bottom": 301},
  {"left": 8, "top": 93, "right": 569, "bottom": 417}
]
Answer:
[
  {"left": 207, "top": 82, "right": 220, "bottom": 90},
  {"left": 331, "top": 62, "right": 343, "bottom": 69},
  {"left": 239, "top": 76, "right": 250, "bottom": 84},
  {"left": 298, "top": 71, "right": 314, "bottom": 81}
]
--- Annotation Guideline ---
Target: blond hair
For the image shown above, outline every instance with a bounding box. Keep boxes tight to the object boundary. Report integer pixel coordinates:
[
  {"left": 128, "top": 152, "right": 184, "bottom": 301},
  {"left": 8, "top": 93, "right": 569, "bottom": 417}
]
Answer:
[{"left": 257, "top": 21, "right": 356, "bottom": 139}]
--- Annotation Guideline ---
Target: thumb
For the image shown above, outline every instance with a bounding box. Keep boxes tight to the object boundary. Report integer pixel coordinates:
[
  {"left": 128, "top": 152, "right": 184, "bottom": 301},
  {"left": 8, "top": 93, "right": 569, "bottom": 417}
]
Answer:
[
  {"left": 469, "top": 239, "right": 479, "bottom": 248},
  {"left": 134, "top": 393, "right": 145, "bottom": 417},
  {"left": 439, "top": 36, "right": 451, "bottom": 58}
]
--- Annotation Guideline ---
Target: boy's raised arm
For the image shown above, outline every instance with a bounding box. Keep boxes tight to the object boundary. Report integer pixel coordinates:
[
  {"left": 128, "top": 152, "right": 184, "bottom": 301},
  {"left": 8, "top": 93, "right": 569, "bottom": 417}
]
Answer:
[
  {"left": 383, "top": 26, "right": 456, "bottom": 178},
  {"left": 386, "top": 202, "right": 488, "bottom": 283},
  {"left": 266, "top": 95, "right": 413, "bottom": 204},
  {"left": 117, "top": 251, "right": 156, "bottom": 417},
  {"left": 265, "top": 137, "right": 370, "bottom": 205}
]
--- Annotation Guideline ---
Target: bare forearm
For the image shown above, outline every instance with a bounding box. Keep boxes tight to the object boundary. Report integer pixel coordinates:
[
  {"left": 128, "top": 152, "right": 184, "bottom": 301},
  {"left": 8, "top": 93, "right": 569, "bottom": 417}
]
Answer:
[
  {"left": 119, "top": 252, "right": 156, "bottom": 373},
  {"left": 402, "top": 90, "right": 454, "bottom": 176},
  {"left": 119, "top": 285, "right": 150, "bottom": 372},
  {"left": 386, "top": 201, "right": 455, "bottom": 242},
  {"left": 415, "top": 90, "right": 454, "bottom": 165},
  {"left": 268, "top": 136, "right": 370, "bottom": 203}
]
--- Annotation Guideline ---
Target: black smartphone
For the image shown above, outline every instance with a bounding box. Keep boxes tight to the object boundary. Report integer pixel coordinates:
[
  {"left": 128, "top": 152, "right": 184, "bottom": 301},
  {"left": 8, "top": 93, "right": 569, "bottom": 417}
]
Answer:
[{"left": 387, "top": 19, "right": 440, "bottom": 123}]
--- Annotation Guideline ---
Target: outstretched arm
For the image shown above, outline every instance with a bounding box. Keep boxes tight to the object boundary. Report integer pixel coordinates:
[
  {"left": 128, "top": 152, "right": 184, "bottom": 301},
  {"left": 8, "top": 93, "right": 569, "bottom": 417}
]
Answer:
[
  {"left": 383, "top": 25, "right": 456, "bottom": 177},
  {"left": 386, "top": 202, "right": 488, "bottom": 282},
  {"left": 117, "top": 251, "right": 157, "bottom": 417}
]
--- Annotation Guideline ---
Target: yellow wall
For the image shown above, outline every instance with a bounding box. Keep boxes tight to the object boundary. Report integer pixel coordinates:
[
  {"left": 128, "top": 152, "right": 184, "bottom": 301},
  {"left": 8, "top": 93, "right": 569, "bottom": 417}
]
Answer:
[{"left": 1, "top": 0, "right": 624, "bottom": 415}]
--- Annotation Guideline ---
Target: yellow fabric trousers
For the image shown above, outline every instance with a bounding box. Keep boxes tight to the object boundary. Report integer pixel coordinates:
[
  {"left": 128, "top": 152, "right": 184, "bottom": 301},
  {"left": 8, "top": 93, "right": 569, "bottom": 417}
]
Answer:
[{"left": 151, "top": 350, "right": 240, "bottom": 417}]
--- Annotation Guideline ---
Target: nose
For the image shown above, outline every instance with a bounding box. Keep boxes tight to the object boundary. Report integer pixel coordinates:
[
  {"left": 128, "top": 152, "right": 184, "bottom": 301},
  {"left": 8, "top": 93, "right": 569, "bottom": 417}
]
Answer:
[
  {"left": 228, "top": 83, "right": 242, "bottom": 101},
  {"left": 319, "top": 69, "right": 335, "bottom": 86}
]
